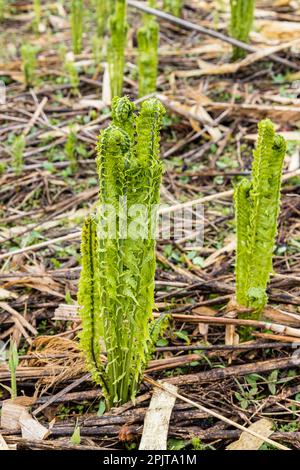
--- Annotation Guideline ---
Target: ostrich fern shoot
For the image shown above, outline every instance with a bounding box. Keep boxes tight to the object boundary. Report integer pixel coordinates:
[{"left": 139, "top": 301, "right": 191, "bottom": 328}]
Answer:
[
  {"left": 33, "top": 0, "right": 41, "bottom": 34},
  {"left": 94, "top": 0, "right": 109, "bottom": 38},
  {"left": 235, "top": 119, "right": 286, "bottom": 318},
  {"left": 21, "top": 44, "right": 37, "bottom": 87},
  {"left": 137, "top": 1, "right": 159, "bottom": 97},
  {"left": 229, "top": 0, "right": 255, "bottom": 60},
  {"left": 0, "top": 0, "right": 5, "bottom": 21},
  {"left": 78, "top": 97, "right": 166, "bottom": 407},
  {"left": 71, "top": 0, "right": 83, "bottom": 54},
  {"left": 163, "top": 0, "right": 183, "bottom": 17},
  {"left": 108, "top": 0, "right": 127, "bottom": 98},
  {"left": 11, "top": 134, "right": 26, "bottom": 176}
]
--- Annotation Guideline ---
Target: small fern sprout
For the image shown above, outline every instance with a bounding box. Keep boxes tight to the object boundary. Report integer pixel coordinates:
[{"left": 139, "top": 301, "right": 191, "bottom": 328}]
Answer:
[
  {"left": 33, "top": 0, "right": 41, "bottom": 34},
  {"left": 78, "top": 97, "right": 166, "bottom": 407},
  {"left": 229, "top": 0, "right": 255, "bottom": 60},
  {"left": 8, "top": 339, "right": 19, "bottom": 400},
  {"left": 65, "top": 127, "right": 78, "bottom": 172},
  {"left": 0, "top": 0, "right": 6, "bottom": 21},
  {"left": 137, "top": 1, "right": 159, "bottom": 97},
  {"left": 70, "top": 0, "right": 84, "bottom": 55},
  {"left": 235, "top": 119, "right": 286, "bottom": 318},
  {"left": 11, "top": 134, "right": 26, "bottom": 176}
]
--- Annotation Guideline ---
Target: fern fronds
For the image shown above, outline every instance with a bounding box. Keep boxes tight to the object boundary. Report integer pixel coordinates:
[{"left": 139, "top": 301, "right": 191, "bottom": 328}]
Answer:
[
  {"left": 235, "top": 119, "right": 286, "bottom": 317},
  {"left": 108, "top": 0, "right": 127, "bottom": 98},
  {"left": 229, "top": 0, "right": 255, "bottom": 60},
  {"left": 137, "top": 4, "right": 159, "bottom": 97},
  {"left": 78, "top": 97, "right": 165, "bottom": 407},
  {"left": 148, "top": 313, "right": 171, "bottom": 357},
  {"left": 163, "top": 0, "right": 183, "bottom": 17},
  {"left": 71, "top": 0, "right": 83, "bottom": 55}
]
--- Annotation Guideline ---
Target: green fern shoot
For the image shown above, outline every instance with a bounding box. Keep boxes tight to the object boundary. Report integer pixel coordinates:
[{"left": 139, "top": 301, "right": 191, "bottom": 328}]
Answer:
[
  {"left": 33, "top": 0, "right": 41, "bottom": 34},
  {"left": 235, "top": 119, "right": 286, "bottom": 318},
  {"left": 11, "top": 134, "right": 26, "bottom": 176},
  {"left": 94, "top": 0, "right": 109, "bottom": 38},
  {"left": 78, "top": 96, "right": 166, "bottom": 407},
  {"left": 108, "top": 0, "right": 128, "bottom": 98},
  {"left": 71, "top": 0, "right": 83, "bottom": 55},
  {"left": 163, "top": 0, "right": 183, "bottom": 17},
  {"left": 0, "top": 0, "right": 6, "bottom": 21},
  {"left": 21, "top": 44, "right": 37, "bottom": 87},
  {"left": 137, "top": 1, "right": 159, "bottom": 97},
  {"left": 229, "top": 0, "right": 255, "bottom": 60}
]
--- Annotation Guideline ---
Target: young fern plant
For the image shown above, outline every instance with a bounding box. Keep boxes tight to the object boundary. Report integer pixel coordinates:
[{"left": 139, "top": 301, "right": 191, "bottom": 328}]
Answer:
[
  {"left": 137, "top": 1, "right": 159, "bottom": 97},
  {"left": 163, "top": 0, "right": 183, "bottom": 17},
  {"left": 33, "top": 0, "right": 41, "bottom": 34},
  {"left": 108, "top": 0, "right": 127, "bottom": 98},
  {"left": 21, "top": 44, "right": 37, "bottom": 87},
  {"left": 11, "top": 134, "right": 26, "bottom": 176},
  {"left": 94, "top": 0, "right": 109, "bottom": 39},
  {"left": 71, "top": 0, "right": 83, "bottom": 55},
  {"left": 229, "top": 0, "right": 255, "bottom": 60},
  {"left": 78, "top": 96, "right": 166, "bottom": 407},
  {"left": 235, "top": 119, "right": 286, "bottom": 318}
]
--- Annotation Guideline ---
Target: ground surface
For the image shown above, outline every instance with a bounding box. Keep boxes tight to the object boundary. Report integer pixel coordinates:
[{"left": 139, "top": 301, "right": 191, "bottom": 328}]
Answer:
[{"left": 0, "top": 0, "right": 300, "bottom": 451}]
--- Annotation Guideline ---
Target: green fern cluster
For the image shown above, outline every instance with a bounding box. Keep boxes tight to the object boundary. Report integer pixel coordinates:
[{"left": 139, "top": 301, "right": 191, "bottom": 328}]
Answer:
[
  {"left": 137, "top": 1, "right": 159, "bottom": 97},
  {"left": 33, "top": 0, "right": 41, "bottom": 34},
  {"left": 235, "top": 119, "right": 286, "bottom": 318},
  {"left": 71, "top": 0, "right": 83, "bottom": 55},
  {"left": 229, "top": 0, "right": 255, "bottom": 60},
  {"left": 163, "top": 0, "right": 183, "bottom": 17},
  {"left": 108, "top": 0, "right": 128, "bottom": 98},
  {"left": 78, "top": 96, "right": 166, "bottom": 407}
]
